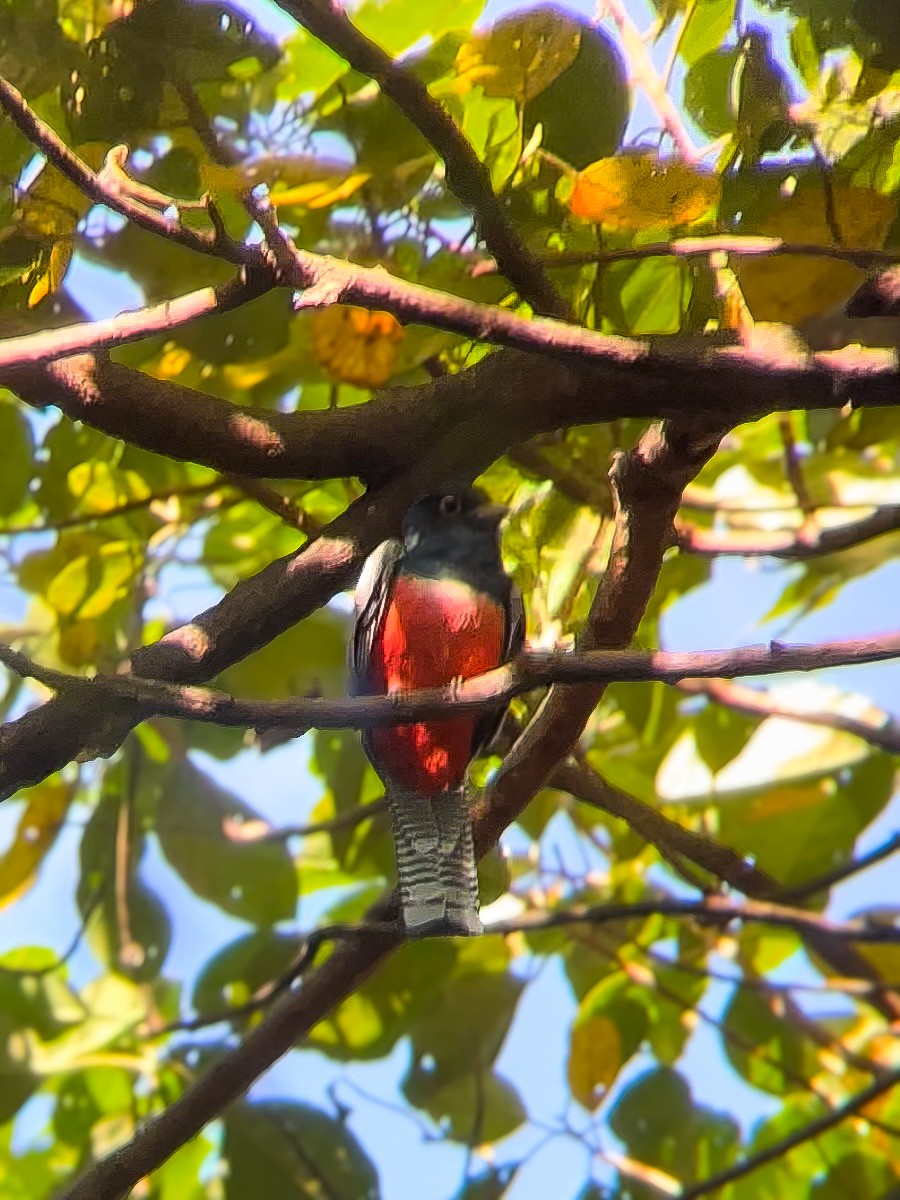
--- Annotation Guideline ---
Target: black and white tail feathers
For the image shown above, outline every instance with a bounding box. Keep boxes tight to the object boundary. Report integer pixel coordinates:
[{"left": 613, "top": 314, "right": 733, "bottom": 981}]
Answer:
[{"left": 385, "top": 788, "right": 482, "bottom": 938}]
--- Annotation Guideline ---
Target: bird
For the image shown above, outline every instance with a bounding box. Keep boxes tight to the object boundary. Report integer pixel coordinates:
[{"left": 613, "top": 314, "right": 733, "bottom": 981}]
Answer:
[{"left": 349, "top": 486, "right": 524, "bottom": 938}]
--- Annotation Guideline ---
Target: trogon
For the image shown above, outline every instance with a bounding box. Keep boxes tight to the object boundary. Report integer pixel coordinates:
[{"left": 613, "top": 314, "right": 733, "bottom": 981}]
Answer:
[{"left": 349, "top": 487, "right": 524, "bottom": 938}]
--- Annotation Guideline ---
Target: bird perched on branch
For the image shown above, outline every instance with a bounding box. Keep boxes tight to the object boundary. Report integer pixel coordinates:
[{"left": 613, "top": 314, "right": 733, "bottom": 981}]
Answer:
[{"left": 349, "top": 487, "right": 524, "bottom": 938}]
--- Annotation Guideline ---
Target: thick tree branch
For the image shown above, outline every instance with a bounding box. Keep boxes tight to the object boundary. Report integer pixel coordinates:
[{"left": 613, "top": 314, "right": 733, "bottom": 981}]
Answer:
[
  {"left": 271, "top": 0, "right": 568, "bottom": 320},
  {"left": 5, "top": 632, "right": 899, "bottom": 744},
  {"left": 473, "top": 419, "right": 728, "bottom": 853},
  {"left": 681, "top": 677, "right": 900, "bottom": 755},
  {"left": 678, "top": 505, "right": 900, "bottom": 560}
]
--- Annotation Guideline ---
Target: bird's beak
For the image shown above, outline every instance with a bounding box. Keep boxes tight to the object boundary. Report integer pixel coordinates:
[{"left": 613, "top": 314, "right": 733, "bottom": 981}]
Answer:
[{"left": 472, "top": 502, "right": 508, "bottom": 529}]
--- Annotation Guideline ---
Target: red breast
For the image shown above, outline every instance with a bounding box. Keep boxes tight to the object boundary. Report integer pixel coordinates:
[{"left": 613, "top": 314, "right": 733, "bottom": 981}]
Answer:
[{"left": 368, "top": 575, "right": 506, "bottom": 795}]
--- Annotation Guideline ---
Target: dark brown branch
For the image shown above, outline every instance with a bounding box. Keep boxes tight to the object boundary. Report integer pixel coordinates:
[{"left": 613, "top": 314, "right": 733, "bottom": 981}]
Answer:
[
  {"left": 678, "top": 505, "right": 900, "bottom": 560},
  {"left": 271, "top": 0, "right": 568, "bottom": 320},
  {"left": 59, "top": 891, "right": 900, "bottom": 1200},
  {"left": 5, "top": 631, "right": 900, "bottom": 741},
  {"left": 554, "top": 760, "right": 777, "bottom": 895},
  {"left": 681, "top": 677, "right": 900, "bottom": 755},
  {"left": 679, "top": 1065, "right": 900, "bottom": 1199},
  {"left": 777, "top": 833, "right": 900, "bottom": 903},
  {"left": 0, "top": 75, "right": 250, "bottom": 265},
  {"left": 558, "top": 757, "right": 900, "bottom": 1022}
]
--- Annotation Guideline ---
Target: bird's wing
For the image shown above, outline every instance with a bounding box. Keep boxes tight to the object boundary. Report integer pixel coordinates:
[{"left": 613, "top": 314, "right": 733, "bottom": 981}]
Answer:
[
  {"left": 348, "top": 538, "right": 403, "bottom": 696},
  {"left": 471, "top": 580, "right": 525, "bottom": 758}
]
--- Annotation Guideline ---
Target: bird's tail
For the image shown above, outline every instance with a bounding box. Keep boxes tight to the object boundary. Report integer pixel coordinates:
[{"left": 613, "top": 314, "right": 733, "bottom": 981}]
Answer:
[{"left": 385, "top": 787, "right": 482, "bottom": 938}]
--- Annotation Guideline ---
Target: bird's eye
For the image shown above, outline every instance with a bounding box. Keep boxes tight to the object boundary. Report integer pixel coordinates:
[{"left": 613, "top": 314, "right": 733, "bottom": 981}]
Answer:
[{"left": 438, "top": 494, "right": 462, "bottom": 517}]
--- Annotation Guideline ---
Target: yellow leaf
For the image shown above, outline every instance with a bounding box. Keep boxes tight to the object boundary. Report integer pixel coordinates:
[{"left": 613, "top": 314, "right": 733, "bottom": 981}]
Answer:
[
  {"left": 0, "top": 780, "right": 70, "bottom": 907},
  {"left": 567, "top": 1014, "right": 620, "bottom": 1111},
  {"left": 16, "top": 164, "right": 91, "bottom": 240},
  {"left": 455, "top": 9, "right": 581, "bottom": 102},
  {"left": 735, "top": 175, "right": 897, "bottom": 323},
  {"left": 27, "top": 238, "right": 74, "bottom": 307},
  {"left": 568, "top": 152, "right": 720, "bottom": 230},
  {"left": 156, "top": 345, "right": 193, "bottom": 379},
  {"left": 311, "top": 306, "right": 405, "bottom": 389},
  {"left": 271, "top": 171, "right": 371, "bottom": 210},
  {"left": 58, "top": 619, "right": 100, "bottom": 667}
]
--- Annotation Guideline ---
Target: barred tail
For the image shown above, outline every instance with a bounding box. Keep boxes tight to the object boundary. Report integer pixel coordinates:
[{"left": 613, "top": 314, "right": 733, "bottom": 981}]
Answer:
[{"left": 386, "top": 788, "right": 482, "bottom": 938}]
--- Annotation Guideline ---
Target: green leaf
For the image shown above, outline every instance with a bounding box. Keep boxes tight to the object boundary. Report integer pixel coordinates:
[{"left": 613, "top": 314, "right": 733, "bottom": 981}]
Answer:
[
  {"left": 276, "top": 31, "right": 347, "bottom": 102},
  {"left": 356, "top": 0, "right": 483, "bottom": 57},
  {"left": 54, "top": 1066, "right": 135, "bottom": 1146},
  {"left": 216, "top": 608, "right": 347, "bottom": 700},
  {"left": 0, "top": 396, "right": 33, "bottom": 516},
  {"left": 223, "top": 1100, "right": 379, "bottom": 1200},
  {"left": 156, "top": 759, "right": 298, "bottom": 925},
  {"left": 683, "top": 48, "right": 740, "bottom": 138},
  {"left": 310, "top": 939, "right": 457, "bottom": 1060},
  {"left": 606, "top": 258, "right": 693, "bottom": 335},
  {"left": 405, "top": 1068, "right": 526, "bottom": 1142},
  {"left": 192, "top": 930, "right": 301, "bottom": 1020},
  {"left": 461, "top": 89, "right": 521, "bottom": 192},
  {"left": 567, "top": 973, "right": 651, "bottom": 1110},
  {"left": 721, "top": 985, "right": 818, "bottom": 1095},
  {"left": 790, "top": 17, "right": 821, "bottom": 90},
  {"left": 679, "top": 0, "right": 736, "bottom": 66},
  {"left": 0, "top": 779, "right": 70, "bottom": 907},
  {"left": 524, "top": 19, "right": 627, "bottom": 167},
  {"left": 610, "top": 1066, "right": 740, "bottom": 1193}
]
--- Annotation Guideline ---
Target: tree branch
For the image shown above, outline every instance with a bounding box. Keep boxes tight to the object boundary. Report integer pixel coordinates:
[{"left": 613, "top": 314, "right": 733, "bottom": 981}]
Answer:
[
  {"left": 5, "top": 631, "right": 900, "bottom": 746},
  {"left": 0, "top": 75, "right": 250, "bottom": 265},
  {"left": 554, "top": 759, "right": 779, "bottom": 895},
  {"left": 0, "top": 274, "right": 267, "bottom": 370},
  {"left": 601, "top": 0, "right": 700, "bottom": 162},
  {"left": 536, "top": 234, "right": 900, "bottom": 271},
  {"left": 679, "top": 1065, "right": 900, "bottom": 1199},
  {"left": 271, "top": 0, "right": 568, "bottom": 319},
  {"left": 677, "top": 505, "right": 900, "bottom": 559},
  {"left": 680, "top": 677, "right": 900, "bottom": 756}
]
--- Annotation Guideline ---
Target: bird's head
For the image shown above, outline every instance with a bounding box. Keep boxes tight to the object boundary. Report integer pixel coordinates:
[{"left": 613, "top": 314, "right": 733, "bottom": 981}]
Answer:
[{"left": 401, "top": 487, "right": 507, "bottom": 551}]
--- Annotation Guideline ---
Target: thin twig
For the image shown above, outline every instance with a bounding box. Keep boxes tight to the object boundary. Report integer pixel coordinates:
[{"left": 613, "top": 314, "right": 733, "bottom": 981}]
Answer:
[
  {"left": 0, "top": 75, "right": 250, "bottom": 265},
  {"left": 677, "top": 505, "right": 900, "bottom": 560},
  {"left": 679, "top": 1066, "right": 900, "bottom": 1199},
  {"left": 777, "top": 833, "right": 900, "bottom": 902},
  {"left": 681, "top": 677, "right": 900, "bottom": 755},
  {"left": 0, "top": 482, "right": 223, "bottom": 536}
]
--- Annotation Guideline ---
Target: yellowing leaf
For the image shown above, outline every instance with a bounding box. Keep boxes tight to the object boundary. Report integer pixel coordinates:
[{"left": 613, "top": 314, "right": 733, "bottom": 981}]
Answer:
[
  {"left": 58, "top": 619, "right": 100, "bottom": 668},
  {"left": 0, "top": 781, "right": 70, "bottom": 907},
  {"left": 271, "top": 171, "right": 371, "bottom": 211},
  {"left": 455, "top": 9, "right": 581, "bottom": 102},
  {"left": 568, "top": 1014, "right": 621, "bottom": 1110},
  {"left": 735, "top": 176, "right": 897, "bottom": 323},
  {"left": 568, "top": 153, "right": 720, "bottom": 230},
  {"left": 311, "top": 306, "right": 405, "bottom": 389},
  {"left": 27, "top": 238, "right": 73, "bottom": 308}
]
